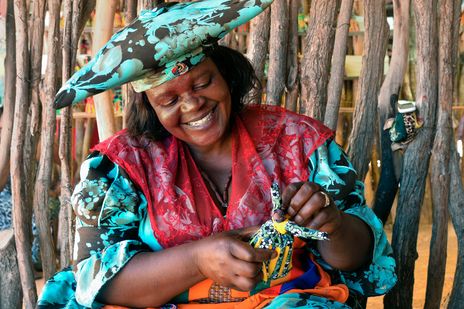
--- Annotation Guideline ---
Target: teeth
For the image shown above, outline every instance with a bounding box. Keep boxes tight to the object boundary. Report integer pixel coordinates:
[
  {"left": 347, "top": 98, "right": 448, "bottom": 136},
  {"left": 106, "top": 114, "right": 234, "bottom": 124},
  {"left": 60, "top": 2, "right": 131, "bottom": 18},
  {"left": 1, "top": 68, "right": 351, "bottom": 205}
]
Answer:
[{"left": 186, "top": 110, "right": 213, "bottom": 127}]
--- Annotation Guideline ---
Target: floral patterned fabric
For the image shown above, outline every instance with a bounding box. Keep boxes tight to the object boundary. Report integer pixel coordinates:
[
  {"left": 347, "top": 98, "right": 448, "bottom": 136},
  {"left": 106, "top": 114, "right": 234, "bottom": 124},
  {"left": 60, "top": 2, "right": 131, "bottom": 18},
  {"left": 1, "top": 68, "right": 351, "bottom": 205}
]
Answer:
[
  {"left": 38, "top": 109, "right": 396, "bottom": 309},
  {"left": 92, "top": 105, "right": 333, "bottom": 249}
]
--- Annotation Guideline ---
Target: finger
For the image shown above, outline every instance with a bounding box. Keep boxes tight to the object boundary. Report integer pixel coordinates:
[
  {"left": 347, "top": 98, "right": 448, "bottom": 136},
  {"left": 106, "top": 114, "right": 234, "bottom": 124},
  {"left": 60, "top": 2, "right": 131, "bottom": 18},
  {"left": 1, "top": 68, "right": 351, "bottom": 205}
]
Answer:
[
  {"left": 282, "top": 182, "right": 304, "bottom": 210},
  {"left": 229, "top": 241, "right": 274, "bottom": 262},
  {"left": 231, "top": 260, "right": 262, "bottom": 278},
  {"left": 305, "top": 208, "right": 331, "bottom": 230},
  {"left": 236, "top": 225, "right": 260, "bottom": 241},
  {"left": 295, "top": 191, "right": 330, "bottom": 226},
  {"left": 231, "top": 273, "right": 262, "bottom": 292},
  {"left": 287, "top": 183, "right": 321, "bottom": 218},
  {"left": 310, "top": 209, "right": 343, "bottom": 234}
]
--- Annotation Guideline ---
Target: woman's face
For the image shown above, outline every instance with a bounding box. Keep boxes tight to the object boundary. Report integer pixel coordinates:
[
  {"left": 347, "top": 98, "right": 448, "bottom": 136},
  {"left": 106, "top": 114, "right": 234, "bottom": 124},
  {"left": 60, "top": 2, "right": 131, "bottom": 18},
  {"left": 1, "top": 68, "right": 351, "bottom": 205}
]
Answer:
[{"left": 145, "top": 58, "right": 232, "bottom": 152}]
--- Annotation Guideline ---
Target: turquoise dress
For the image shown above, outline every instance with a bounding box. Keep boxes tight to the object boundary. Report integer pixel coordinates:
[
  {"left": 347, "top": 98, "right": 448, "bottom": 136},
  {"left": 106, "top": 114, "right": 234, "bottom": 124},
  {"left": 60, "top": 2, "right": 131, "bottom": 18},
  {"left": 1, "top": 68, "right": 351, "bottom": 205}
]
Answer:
[{"left": 38, "top": 140, "right": 396, "bottom": 309}]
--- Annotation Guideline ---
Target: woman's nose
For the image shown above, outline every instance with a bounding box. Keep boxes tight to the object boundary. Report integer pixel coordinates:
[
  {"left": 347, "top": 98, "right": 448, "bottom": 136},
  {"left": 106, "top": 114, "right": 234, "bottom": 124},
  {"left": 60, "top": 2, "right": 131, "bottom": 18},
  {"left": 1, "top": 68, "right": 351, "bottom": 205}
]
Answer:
[{"left": 180, "top": 92, "right": 206, "bottom": 112}]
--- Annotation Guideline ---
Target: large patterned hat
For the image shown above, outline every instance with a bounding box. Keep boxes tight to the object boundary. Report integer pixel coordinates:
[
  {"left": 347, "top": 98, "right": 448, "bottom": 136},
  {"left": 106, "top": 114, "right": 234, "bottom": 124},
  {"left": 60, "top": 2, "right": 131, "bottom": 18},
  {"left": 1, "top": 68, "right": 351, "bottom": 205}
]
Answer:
[{"left": 54, "top": 0, "right": 274, "bottom": 109}]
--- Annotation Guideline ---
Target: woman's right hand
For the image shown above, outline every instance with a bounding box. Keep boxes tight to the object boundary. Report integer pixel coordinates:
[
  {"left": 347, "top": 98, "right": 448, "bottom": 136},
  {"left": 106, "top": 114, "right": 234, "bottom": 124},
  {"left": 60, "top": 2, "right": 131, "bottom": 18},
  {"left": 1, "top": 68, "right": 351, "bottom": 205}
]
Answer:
[{"left": 193, "top": 226, "right": 275, "bottom": 291}]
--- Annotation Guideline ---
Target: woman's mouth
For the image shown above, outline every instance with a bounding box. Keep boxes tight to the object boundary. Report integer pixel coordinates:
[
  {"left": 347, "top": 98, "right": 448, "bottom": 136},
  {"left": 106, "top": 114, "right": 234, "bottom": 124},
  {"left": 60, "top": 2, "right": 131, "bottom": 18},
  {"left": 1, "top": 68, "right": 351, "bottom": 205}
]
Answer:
[{"left": 184, "top": 107, "right": 216, "bottom": 128}]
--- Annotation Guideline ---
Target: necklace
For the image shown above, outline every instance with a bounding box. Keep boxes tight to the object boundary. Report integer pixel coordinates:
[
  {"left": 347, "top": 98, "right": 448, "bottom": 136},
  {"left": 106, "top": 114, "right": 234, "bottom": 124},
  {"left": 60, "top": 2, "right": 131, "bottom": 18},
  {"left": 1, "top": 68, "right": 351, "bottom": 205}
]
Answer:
[{"left": 199, "top": 169, "right": 232, "bottom": 209}]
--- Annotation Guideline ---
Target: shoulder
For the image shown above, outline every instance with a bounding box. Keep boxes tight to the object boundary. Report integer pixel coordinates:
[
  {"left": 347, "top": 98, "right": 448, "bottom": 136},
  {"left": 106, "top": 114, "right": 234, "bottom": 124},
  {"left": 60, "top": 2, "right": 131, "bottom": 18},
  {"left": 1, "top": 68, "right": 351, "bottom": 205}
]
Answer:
[
  {"left": 240, "top": 104, "right": 334, "bottom": 138},
  {"left": 239, "top": 105, "right": 334, "bottom": 156},
  {"left": 92, "top": 129, "right": 176, "bottom": 161},
  {"left": 73, "top": 153, "right": 143, "bottom": 227}
]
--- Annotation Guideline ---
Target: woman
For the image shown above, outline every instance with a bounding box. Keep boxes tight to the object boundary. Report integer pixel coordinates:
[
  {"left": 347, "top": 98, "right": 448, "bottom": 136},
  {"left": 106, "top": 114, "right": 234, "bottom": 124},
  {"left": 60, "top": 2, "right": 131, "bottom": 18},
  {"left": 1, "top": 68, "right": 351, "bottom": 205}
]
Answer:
[{"left": 39, "top": 1, "right": 396, "bottom": 308}]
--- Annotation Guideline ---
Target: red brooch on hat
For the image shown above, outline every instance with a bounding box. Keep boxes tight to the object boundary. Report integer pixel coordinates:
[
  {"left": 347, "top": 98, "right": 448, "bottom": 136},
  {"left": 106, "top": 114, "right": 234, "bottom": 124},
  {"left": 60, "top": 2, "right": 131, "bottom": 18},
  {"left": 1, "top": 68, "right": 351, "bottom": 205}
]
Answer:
[{"left": 172, "top": 62, "right": 189, "bottom": 76}]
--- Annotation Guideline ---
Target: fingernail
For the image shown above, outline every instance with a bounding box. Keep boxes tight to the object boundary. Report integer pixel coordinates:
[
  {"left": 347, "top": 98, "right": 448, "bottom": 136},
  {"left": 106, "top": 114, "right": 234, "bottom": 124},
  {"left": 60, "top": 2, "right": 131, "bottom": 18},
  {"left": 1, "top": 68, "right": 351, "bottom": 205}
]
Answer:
[
  {"left": 288, "top": 208, "right": 295, "bottom": 216},
  {"left": 295, "top": 215, "right": 303, "bottom": 225}
]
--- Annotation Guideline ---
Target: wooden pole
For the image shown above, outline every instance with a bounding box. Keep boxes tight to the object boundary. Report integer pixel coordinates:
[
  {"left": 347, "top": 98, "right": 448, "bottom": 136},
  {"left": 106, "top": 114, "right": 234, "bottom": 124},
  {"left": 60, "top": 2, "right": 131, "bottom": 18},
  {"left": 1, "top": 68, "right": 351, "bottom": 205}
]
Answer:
[
  {"left": 300, "top": 0, "right": 341, "bottom": 120},
  {"left": 424, "top": 0, "right": 459, "bottom": 307},
  {"left": 93, "top": 0, "right": 118, "bottom": 141},
  {"left": 447, "top": 142, "right": 464, "bottom": 306},
  {"left": 324, "top": 0, "right": 354, "bottom": 130},
  {"left": 384, "top": 0, "right": 439, "bottom": 307},
  {"left": 284, "top": 0, "right": 300, "bottom": 112},
  {"left": 0, "top": 0, "right": 16, "bottom": 192},
  {"left": 122, "top": 0, "right": 137, "bottom": 128},
  {"left": 0, "top": 230, "right": 22, "bottom": 309},
  {"left": 34, "top": 0, "right": 62, "bottom": 281},
  {"left": 11, "top": 0, "right": 37, "bottom": 306},
  {"left": 58, "top": 0, "right": 96, "bottom": 268},
  {"left": 29, "top": 0, "right": 46, "bottom": 140},
  {"left": 58, "top": 0, "right": 75, "bottom": 269},
  {"left": 373, "top": 0, "right": 410, "bottom": 224},
  {"left": 346, "top": 0, "right": 389, "bottom": 181},
  {"left": 265, "top": 0, "right": 288, "bottom": 106},
  {"left": 246, "top": 7, "right": 270, "bottom": 88}
]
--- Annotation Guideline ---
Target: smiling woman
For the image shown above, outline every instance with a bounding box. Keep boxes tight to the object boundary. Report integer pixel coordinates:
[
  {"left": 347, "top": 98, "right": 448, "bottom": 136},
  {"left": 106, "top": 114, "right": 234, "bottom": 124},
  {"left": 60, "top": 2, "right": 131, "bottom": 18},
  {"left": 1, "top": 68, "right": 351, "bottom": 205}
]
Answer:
[
  {"left": 145, "top": 59, "right": 233, "bottom": 153},
  {"left": 37, "top": 1, "right": 396, "bottom": 308}
]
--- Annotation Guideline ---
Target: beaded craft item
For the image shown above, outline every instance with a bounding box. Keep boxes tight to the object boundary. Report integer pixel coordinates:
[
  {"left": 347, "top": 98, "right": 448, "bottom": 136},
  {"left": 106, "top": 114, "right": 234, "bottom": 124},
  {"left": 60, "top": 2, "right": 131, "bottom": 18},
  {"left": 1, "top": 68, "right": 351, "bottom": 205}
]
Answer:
[{"left": 249, "top": 182, "right": 329, "bottom": 282}]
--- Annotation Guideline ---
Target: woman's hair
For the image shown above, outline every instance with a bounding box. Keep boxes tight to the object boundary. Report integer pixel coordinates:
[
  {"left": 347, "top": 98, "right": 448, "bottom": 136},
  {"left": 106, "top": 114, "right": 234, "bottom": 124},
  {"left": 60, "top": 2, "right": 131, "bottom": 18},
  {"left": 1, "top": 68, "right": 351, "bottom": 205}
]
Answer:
[{"left": 125, "top": 45, "right": 261, "bottom": 140}]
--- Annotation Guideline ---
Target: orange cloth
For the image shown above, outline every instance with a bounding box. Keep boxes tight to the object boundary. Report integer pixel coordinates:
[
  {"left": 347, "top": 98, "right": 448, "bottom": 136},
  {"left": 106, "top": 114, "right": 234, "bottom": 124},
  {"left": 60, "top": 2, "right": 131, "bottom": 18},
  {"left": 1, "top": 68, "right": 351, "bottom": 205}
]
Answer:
[{"left": 103, "top": 252, "right": 349, "bottom": 309}]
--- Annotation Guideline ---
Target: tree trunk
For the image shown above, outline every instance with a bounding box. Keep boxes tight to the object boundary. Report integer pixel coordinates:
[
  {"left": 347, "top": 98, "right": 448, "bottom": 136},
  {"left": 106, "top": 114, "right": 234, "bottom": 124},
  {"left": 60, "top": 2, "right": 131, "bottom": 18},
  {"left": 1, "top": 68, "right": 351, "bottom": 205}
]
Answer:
[
  {"left": 126, "top": 0, "right": 138, "bottom": 22},
  {"left": 30, "top": 1, "right": 55, "bottom": 280},
  {"left": 29, "top": 0, "right": 46, "bottom": 139},
  {"left": 58, "top": 0, "right": 74, "bottom": 270},
  {"left": 123, "top": 0, "right": 138, "bottom": 128},
  {"left": 0, "top": 0, "right": 16, "bottom": 192},
  {"left": 0, "top": 229, "right": 22, "bottom": 309},
  {"left": 74, "top": 119, "right": 84, "bottom": 181},
  {"left": 81, "top": 118, "right": 95, "bottom": 162},
  {"left": 447, "top": 142, "right": 464, "bottom": 307},
  {"left": 384, "top": 0, "right": 439, "bottom": 307},
  {"left": 93, "top": 0, "right": 118, "bottom": 141},
  {"left": 324, "top": 0, "right": 354, "bottom": 130},
  {"left": 33, "top": 0, "right": 62, "bottom": 281},
  {"left": 424, "top": 0, "right": 460, "bottom": 308},
  {"left": 300, "top": 0, "right": 341, "bottom": 120},
  {"left": 138, "top": 0, "right": 162, "bottom": 11},
  {"left": 23, "top": 2, "right": 46, "bottom": 240},
  {"left": 246, "top": 8, "right": 270, "bottom": 88},
  {"left": 373, "top": 0, "right": 410, "bottom": 224},
  {"left": 346, "top": 0, "right": 389, "bottom": 181},
  {"left": 265, "top": 0, "right": 288, "bottom": 106},
  {"left": 284, "top": 0, "right": 299, "bottom": 112},
  {"left": 11, "top": 0, "right": 37, "bottom": 307}
]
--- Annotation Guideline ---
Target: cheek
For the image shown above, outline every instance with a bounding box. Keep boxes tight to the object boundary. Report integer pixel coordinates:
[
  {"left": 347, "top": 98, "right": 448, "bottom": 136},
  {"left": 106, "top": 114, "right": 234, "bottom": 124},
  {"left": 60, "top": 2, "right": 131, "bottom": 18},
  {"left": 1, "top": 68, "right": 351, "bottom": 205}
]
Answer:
[
  {"left": 153, "top": 107, "right": 178, "bottom": 130},
  {"left": 213, "top": 81, "right": 231, "bottom": 107}
]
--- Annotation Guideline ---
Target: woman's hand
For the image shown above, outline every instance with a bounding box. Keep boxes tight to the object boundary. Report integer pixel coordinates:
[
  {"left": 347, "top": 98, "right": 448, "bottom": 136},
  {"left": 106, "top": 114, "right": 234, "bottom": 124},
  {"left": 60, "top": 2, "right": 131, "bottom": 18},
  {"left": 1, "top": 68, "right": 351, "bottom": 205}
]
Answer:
[
  {"left": 283, "top": 181, "right": 373, "bottom": 271},
  {"left": 194, "top": 226, "right": 275, "bottom": 291},
  {"left": 282, "top": 182, "right": 344, "bottom": 237}
]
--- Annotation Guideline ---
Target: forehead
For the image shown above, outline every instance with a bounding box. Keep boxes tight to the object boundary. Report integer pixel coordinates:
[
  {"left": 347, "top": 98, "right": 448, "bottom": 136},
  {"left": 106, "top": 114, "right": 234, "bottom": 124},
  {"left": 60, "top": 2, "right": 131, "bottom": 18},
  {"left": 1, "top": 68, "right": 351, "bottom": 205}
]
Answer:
[{"left": 147, "top": 58, "right": 218, "bottom": 96}]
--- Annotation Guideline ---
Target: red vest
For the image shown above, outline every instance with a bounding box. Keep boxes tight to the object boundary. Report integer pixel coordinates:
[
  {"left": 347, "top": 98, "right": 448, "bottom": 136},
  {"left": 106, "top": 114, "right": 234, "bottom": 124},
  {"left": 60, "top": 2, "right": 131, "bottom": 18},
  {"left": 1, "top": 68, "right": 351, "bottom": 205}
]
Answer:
[{"left": 94, "top": 105, "right": 333, "bottom": 248}]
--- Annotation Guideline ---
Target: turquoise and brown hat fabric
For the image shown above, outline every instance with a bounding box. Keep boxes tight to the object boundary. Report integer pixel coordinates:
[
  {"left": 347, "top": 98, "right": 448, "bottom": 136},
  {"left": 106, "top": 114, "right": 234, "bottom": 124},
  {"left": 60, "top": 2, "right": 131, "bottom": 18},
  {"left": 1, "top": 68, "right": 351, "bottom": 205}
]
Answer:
[{"left": 53, "top": 0, "right": 274, "bottom": 109}]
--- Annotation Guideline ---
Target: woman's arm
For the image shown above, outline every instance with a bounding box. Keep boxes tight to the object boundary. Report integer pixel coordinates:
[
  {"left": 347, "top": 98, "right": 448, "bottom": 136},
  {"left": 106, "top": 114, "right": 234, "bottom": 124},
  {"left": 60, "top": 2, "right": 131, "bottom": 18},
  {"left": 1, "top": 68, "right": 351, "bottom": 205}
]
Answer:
[
  {"left": 73, "top": 153, "right": 273, "bottom": 308},
  {"left": 281, "top": 139, "right": 396, "bottom": 296},
  {"left": 97, "top": 228, "right": 273, "bottom": 308}
]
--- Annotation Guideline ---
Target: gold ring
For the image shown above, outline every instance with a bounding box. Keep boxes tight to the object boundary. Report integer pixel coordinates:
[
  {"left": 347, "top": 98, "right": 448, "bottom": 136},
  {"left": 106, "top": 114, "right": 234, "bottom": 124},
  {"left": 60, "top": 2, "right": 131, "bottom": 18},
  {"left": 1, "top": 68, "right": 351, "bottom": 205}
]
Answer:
[{"left": 320, "top": 191, "right": 331, "bottom": 208}]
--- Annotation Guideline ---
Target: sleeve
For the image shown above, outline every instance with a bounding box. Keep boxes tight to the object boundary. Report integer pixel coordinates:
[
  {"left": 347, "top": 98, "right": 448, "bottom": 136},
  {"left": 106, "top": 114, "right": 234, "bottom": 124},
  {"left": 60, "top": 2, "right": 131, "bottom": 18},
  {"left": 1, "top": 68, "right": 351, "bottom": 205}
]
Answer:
[
  {"left": 308, "top": 140, "right": 397, "bottom": 297},
  {"left": 71, "top": 152, "right": 151, "bottom": 308}
]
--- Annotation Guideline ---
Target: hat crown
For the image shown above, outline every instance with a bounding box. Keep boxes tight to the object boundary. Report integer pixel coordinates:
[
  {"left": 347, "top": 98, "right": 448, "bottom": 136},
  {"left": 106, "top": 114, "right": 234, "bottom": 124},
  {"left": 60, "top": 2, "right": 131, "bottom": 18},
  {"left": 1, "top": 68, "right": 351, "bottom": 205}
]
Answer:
[{"left": 54, "top": 0, "right": 274, "bottom": 109}]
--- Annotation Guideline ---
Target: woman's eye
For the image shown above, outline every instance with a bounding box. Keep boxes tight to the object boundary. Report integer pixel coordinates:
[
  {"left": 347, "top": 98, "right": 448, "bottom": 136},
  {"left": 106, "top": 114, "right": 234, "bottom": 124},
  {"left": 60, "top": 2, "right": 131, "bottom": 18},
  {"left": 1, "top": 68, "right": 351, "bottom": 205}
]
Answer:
[
  {"left": 163, "top": 96, "right": 178, "bottom": 106},
  {"left": 193, "top": 79, "right": 211, "bottom": 90}
]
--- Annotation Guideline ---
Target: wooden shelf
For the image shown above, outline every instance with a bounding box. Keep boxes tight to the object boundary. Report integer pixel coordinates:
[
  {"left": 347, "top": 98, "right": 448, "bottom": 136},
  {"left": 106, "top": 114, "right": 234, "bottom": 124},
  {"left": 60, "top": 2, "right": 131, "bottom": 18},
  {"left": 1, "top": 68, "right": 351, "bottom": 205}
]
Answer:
[{"left": 56, "top": 111, "right": 123, "bottom": 119}]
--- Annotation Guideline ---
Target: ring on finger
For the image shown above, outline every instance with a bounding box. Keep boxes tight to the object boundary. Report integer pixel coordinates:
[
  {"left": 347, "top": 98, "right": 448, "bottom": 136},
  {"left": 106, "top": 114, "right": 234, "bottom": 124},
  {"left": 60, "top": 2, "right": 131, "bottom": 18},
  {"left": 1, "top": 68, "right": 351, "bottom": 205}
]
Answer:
[{"left": 320, "top": 191, "right": 331, "bottom": 208}]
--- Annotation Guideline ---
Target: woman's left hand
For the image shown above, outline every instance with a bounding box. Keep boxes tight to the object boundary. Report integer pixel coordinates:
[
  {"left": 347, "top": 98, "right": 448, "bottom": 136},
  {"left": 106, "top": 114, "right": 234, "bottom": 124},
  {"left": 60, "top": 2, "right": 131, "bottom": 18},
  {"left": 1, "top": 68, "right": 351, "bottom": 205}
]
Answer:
[{"left": 282, "top": 182, "right": 344, "bottom": 237}]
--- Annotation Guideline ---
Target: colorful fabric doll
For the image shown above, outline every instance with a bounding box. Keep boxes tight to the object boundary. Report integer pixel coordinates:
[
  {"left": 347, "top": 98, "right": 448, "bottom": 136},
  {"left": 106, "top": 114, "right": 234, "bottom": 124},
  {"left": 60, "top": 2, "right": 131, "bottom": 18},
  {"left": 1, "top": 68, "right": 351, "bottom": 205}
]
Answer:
[{"left": 250, "top": 182, "right": 329, "bottom": 282}]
